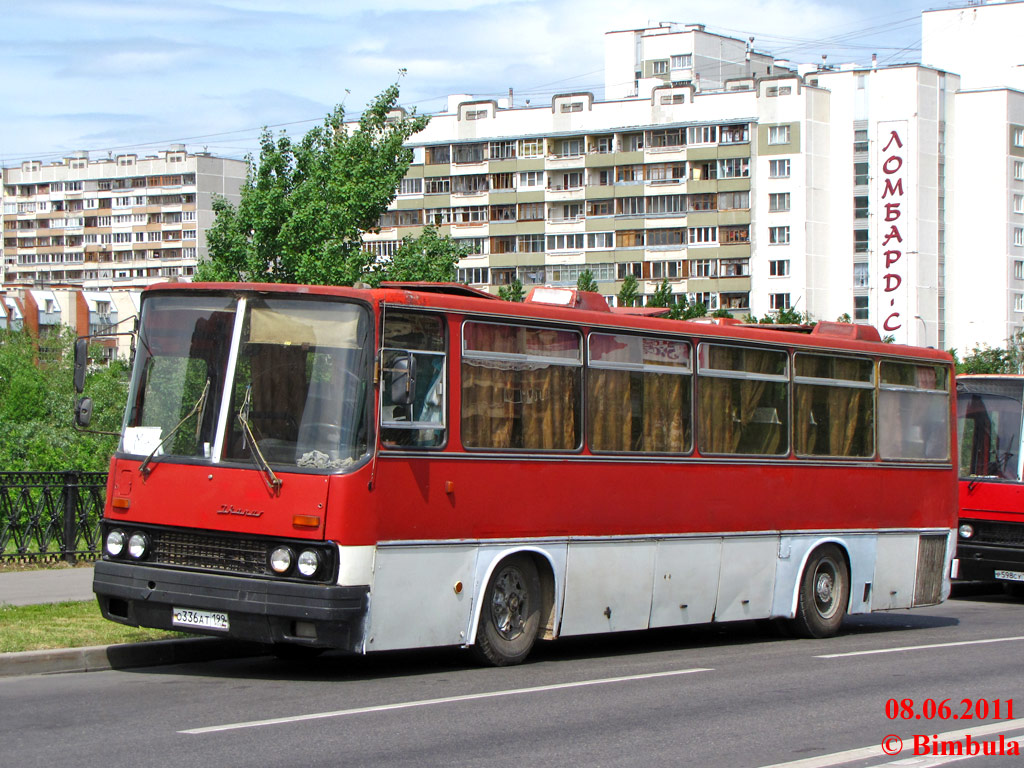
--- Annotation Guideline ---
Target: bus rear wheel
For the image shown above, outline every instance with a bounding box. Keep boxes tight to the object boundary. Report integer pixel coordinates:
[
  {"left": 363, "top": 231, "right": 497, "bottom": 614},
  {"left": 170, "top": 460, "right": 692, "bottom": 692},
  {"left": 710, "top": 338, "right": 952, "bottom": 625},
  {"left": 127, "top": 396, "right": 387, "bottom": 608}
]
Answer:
[
  {"left": 472, "top": 555, "right": 541, "bottom": 666},
  {"left": 792, "top": 544, "right": 849, "bottom": 638}
]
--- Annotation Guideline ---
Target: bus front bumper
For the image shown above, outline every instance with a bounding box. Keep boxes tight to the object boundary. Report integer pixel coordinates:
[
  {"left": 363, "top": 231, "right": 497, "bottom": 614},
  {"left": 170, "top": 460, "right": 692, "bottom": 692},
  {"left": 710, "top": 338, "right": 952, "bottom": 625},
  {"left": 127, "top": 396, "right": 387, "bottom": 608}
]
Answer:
[
  {"left": 955, "top": 542, "right": 1024, "bottom": 583},
  {"left": 93, "top": 560, "right": 369, "bottom": 651}
]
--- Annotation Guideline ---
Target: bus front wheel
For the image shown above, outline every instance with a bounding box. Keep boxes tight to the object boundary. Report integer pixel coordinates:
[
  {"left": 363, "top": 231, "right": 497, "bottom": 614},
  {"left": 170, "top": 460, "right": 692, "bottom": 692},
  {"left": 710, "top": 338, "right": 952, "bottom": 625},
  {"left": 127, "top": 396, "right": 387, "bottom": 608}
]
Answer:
[
  {"left": 792, "top": 545, "right": 849, "bottom": 638},
  {"left": 472, "top": 555, "right": 541, "bottom": 666}
]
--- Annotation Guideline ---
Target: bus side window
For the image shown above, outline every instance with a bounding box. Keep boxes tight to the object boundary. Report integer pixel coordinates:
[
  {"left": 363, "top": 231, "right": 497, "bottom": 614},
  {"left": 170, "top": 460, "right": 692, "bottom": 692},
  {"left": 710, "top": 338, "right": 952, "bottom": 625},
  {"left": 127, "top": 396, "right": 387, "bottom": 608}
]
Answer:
[{"left": 381, "top": 312, "right": 447, "bottom": 449}]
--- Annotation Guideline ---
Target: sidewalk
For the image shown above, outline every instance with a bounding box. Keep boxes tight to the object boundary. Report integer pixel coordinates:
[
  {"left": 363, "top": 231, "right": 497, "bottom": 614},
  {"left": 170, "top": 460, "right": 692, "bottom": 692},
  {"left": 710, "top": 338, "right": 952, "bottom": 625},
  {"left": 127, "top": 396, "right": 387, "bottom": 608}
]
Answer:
[
  {"left": 0, "top": 565, "right": 257, "bottom": 676},
  {"left": 0, "top": 564, "right": 96, "bottom": 606}
]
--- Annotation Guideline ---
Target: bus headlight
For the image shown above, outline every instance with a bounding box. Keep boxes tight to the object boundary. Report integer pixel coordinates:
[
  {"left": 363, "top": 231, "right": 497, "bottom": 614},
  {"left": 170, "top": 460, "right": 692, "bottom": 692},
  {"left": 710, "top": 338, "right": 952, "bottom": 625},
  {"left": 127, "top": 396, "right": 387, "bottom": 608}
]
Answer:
[
  {"left": 106, "top": 529, "right": 126, "bottom": 557},
  {"left": 296, "top": 549, "right": 321, "bottom": 578},
  {"left": 269, "top": 546, "right": 293, "bottom": 574},
  {"left": 127, "top": 532, "right": 150, "bottom": 559},
  {"left": 959, "top": 524, "right": 974, "bottom": 539}
]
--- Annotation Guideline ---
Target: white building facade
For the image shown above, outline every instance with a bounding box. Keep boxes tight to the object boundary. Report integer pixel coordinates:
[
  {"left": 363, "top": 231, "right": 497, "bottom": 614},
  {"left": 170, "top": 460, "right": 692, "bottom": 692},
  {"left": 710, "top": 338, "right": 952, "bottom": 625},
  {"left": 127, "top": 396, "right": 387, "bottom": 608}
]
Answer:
[{"left": 365, "top": 5, "right": 1024, "bottom": 353}]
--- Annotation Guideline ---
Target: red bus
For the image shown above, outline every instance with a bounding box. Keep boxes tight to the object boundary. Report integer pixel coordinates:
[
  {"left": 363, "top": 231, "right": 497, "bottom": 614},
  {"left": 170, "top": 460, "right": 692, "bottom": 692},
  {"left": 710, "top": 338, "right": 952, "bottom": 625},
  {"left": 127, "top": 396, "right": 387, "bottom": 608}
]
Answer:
[
  {"left": 85, "top": 282, "right": 958, "bottom": 665},
  {"left": 955, "top": 374, "right": 1024, "bottom": 595}
]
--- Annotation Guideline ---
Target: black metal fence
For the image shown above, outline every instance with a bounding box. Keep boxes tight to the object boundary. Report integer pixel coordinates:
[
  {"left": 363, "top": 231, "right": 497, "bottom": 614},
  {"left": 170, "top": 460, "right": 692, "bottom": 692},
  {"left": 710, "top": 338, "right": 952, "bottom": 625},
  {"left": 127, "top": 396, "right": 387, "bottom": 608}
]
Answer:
[{"left": 0, "top": 471, "right": 107, "bottom": 563}]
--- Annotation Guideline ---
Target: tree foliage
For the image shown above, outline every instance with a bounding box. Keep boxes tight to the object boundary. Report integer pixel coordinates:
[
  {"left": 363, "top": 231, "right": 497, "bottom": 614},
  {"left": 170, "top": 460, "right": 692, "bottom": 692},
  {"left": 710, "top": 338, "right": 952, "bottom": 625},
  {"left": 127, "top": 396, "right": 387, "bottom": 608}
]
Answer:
[
  {"left": 369, "top": 227, "right": 470, "bottom": 285},
  {"left": 617, "top": 275, "right": 640, "bottom": 308},
  {"left": 498, "top": 280, "right": 525, "bottom": 302},
  {"left": 195, "top": 82, "right": 431, "bottom": 286},
  {"left": 647, "top": 279, "right": 674, "bottom": 308},
  {"left": 956, "top": 333, "right": 1024, "bottom": 374},
  {"left": 0, "top": 328, "right": 128, "bottom": 472},
  {"left": 576, "top": 270, "right": 598, "bottom": 293}
]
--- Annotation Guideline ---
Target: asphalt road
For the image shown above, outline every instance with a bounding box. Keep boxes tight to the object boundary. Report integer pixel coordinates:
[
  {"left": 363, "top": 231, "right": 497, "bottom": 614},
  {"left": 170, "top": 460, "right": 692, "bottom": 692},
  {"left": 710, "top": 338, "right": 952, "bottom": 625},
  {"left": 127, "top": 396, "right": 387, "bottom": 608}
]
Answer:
[{"left": 3, "top": 586, "right": 1024, "bottom": 768}]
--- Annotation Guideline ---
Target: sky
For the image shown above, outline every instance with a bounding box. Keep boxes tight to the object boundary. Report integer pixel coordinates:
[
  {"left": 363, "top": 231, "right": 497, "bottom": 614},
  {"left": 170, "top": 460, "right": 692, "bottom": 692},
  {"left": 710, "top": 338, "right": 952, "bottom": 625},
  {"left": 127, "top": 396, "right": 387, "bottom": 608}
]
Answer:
[{"left": 0, "top": 0, "right": 938, "bottom": 166}]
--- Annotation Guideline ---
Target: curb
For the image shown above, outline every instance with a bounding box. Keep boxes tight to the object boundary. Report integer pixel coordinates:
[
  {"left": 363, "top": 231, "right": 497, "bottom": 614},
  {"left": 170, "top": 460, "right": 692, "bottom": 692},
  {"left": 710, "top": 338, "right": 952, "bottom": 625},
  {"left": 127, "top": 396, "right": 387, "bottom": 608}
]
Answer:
[{"left": 0, "top": 637, "right": 262, "bottom": 678}]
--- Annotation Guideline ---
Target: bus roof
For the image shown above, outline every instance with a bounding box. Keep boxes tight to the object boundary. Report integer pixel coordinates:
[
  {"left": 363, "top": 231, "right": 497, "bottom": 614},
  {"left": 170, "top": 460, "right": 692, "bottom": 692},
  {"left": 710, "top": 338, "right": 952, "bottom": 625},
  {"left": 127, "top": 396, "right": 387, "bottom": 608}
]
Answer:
[{"left": 142, "top": 281, "right": 952, "bottom": 363}]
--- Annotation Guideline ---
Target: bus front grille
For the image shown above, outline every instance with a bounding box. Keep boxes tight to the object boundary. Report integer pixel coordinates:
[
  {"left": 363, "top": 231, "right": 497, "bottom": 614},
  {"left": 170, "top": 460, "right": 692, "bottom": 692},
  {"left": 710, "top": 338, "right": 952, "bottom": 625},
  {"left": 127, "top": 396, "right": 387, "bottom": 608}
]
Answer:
[{"left": 150, "top": 530, "right": 270, "bottom": 576}]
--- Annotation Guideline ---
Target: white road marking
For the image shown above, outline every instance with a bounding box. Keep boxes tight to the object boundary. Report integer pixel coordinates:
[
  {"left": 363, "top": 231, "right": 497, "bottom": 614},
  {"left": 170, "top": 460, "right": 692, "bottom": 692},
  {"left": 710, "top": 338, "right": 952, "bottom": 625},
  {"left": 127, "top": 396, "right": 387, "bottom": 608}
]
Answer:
[
  {"left": 754, "top": 717, "right": 1024, "bottom": 768},
  {"left": 816, "top": 635, "right": 1024, "bottom": 659},
  {"left": 180, "top": 666, "right": 713, "bottom": 735}
]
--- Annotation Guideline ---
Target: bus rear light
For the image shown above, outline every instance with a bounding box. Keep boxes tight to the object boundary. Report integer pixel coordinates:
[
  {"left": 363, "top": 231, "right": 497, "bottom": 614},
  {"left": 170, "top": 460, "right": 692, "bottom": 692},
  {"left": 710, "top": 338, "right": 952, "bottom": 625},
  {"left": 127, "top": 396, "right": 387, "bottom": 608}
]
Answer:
[
  {"left": 105, "top": 529, "right": 127, "bottom": 557},
  {"left": 292, "top": 514, "right": 320, "bottom": 528},
  {"left": 111, "top": 497, "right": 131, "bottom": 511},
  {"left": 270, "top": 546, "right": 294, "bottom": 574},
  {"left": 959, "top": 524, "right": 974, "bottom": 539}
]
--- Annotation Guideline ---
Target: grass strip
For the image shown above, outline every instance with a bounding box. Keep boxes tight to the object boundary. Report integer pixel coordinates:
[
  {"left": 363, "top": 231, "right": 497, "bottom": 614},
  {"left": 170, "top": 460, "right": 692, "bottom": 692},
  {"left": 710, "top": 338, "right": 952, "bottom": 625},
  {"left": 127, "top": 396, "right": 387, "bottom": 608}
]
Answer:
[{"left": 0, "top": 600, "right": 191, "bottom": 654}]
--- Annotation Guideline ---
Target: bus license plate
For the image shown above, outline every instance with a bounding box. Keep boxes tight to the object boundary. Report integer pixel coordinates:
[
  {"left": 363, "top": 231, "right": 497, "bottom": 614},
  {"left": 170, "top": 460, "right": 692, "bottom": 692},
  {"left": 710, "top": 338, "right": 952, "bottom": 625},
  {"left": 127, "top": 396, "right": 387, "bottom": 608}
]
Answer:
[
  {"left": 994, "top": 570, "right": 1024, "bottom": 583},
  {"left": 172, "top": 607, "right": 229, "bottom": 631}
]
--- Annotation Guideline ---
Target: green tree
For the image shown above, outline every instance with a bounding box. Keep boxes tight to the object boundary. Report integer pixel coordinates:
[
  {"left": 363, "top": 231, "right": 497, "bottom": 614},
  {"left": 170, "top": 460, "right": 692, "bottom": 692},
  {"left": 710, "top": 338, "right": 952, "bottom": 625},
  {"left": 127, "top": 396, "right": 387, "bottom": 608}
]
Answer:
[
  {"left": 0, "top": 327, "right": 128, "bottom": 472},
  {"left": 647, "top": 279, "right": 674, "bottom": 308},
  {"left": 369, "top": 227, "right": 471, "bottom": 285},
  {"left": 956, "top": 335, "right": 1024, "bottom": 374},
  {"left": 617, "top": 275, "right": 640, "bottom": 308},
  {"left": 576, "top": 270, "right": 598, "bottom": 293},
  {"left": 195, "top": 82, "right": 430, "bottom": 286},
  {"left": 498, "top": 280, "right": 525, "bottom": 302}
]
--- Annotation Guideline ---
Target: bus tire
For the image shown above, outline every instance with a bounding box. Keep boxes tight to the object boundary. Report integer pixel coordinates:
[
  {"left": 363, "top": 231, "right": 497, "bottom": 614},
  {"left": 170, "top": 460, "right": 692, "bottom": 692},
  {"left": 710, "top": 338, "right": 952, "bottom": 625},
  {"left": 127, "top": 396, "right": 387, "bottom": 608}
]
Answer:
[
  {"left": 792, "top": 544, "right": 849, "bottom": 639},
  {"left": 472, "top": 555, "right": 541, "bottom": 666}
]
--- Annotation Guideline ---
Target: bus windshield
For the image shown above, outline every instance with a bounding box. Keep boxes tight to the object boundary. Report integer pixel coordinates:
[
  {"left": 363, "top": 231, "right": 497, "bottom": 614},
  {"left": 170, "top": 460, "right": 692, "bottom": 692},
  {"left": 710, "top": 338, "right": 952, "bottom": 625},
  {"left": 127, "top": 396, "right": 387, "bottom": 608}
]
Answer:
[
  {"left": 957, "top": 378, "right": 1024, "bottom": 480},
  {"left": 122, "top": 293, "right": 372, "bottom": 472}
]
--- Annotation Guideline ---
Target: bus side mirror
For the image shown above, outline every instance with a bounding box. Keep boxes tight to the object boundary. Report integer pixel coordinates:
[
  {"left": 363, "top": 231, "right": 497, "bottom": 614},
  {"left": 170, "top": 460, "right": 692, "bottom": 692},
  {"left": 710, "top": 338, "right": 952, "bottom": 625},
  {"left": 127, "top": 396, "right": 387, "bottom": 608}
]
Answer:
[
  {"left": 73, "top": 338, "right": 89, "bottom": 394},
  {"left": 386, "top": 353, "right": 417, "bottom": 406},
  {"left": 75, "top": 397, "right": 93, "bottom": 428}
]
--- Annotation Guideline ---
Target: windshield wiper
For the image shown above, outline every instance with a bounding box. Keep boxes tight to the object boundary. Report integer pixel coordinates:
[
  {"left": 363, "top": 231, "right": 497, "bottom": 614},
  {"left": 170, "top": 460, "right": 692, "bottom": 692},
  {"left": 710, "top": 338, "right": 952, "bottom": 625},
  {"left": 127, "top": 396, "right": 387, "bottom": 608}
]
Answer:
[
  {"left": 237, "top": 385, "right": 282, "bottom": 494},
  {"left": 139, "top": 378, "right": 211, "bottom": 477}
]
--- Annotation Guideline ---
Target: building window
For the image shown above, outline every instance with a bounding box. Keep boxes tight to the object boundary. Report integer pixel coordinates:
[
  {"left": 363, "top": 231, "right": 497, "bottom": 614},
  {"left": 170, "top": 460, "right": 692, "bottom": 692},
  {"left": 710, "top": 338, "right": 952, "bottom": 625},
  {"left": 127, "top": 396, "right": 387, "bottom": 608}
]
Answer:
[
  {"left": 692, "top": 259, "right": 715, "bottom": 278},
  {"left": 560, "top": 101, "right": 584, "bottom": 113},
  {"left": 1015, "top": 160, "right": 1024, "bottom": 181},
  {"left": 853, "top": 129, "right": 869, "bottom": 154},
  {"left": 399, "top": 178, "right": 422, "bottom": 195},
  {"left": 688, "top": 226, "right": 717, "bottom": 245},
  {"left": 854, "top": 196, "right": 869, "bottom": 219},
  {"left": 769, "top": 226, "right": 790, "bottom": 245},
  {"left": 854, "top": 262, "right": 870, "bottom": 287},
  {"left": 652, "top": 60, "right": 668, "bottom": 75},
  {"left": 765, "top": 86, "right": 792, "bottom": 97},
  {"left": 518, "top": 203, "right": 544, "bottom": 221},
  {"left": 519, "top": 138, "right": 543, "bottom": 157},
  {"left": 770, "top": 260, "right": 790, "bottom": 277},
  {"left": 1014, "top": 128, "right": 1024, "bottom": 148},
  {"left": 458, "top": 267, "right": 489, "bottom": 284},
  {"left": 770, "top": 293, "right": 791, "bottom": 310},
  {"left": 768, "top": 125, "right": 791, "bottom": 145},
  {"left": 671, "top": 54, "right": 692, "bottom": 69},
  {"left": 489, "top": 141, "right": 516, "bottom": 159},
  {"left": 769, "top": 159, "right": 790, "bottom": 178},
  {"left": 425, "top": 145, "right": 450, "bottom": 165},
  {"left": 519, "top": 171, "right": 543, "bottom": 188},
  {"left": 1015, "top": 195, "right": 1024, "bottom": 214},
  {"left": 591, "top": 136, "right": 613, "bottom": 153},
  {"left": 769, "top": 193, "right": 790, "bottom": 212},
  {"left": 854, "top": 229, "right": 869, "bottom": 253},
  {"left": 617, "top": 262, "right": 643, "bottom": 279},
  {"left": 1016, "top": 294, "right": 1024, "bottom": 313},
  {"left": 854, "top": 162, "right": 869, "bottom": 186},
  {"left": 719, "top": 191, "right": 750, "bottom": 210},
  {"left": 465, "top": 109, "right": 488, "bottom": 121},
  {"left": 1016, "top": 228, "right": 1024, "bottom": 247},
  {"left": 1015, "top": 260, "right": 1024, "bottom": 280},
  {"left": 854, "top": 295, "right": 869, "bottom": 320}
]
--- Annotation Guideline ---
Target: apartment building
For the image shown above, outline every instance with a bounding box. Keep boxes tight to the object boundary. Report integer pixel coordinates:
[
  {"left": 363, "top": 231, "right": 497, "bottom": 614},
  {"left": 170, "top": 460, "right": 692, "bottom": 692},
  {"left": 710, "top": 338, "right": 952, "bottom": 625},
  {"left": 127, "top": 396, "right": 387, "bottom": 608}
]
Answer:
[
  {"left": 366, "top": 34, "right": 957, "bottom": 347},
  {"left": 2, "top": 147, "right": 245, "bottom": 290}
]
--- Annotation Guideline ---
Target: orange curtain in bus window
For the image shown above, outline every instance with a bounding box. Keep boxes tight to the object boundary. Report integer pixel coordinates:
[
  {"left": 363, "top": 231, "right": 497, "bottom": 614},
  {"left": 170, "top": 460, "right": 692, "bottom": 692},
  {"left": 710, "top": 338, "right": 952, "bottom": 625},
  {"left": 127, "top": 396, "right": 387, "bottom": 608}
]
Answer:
[
  {"left": 588, "top": 368, "right": 633, "bottom": 451},
  {"left": 827, "top": 363, "right": 871, "bottom": 456},
  {"left": 519, "top": 327, "right": 578, "bottom": 450},
  {"left": 641, "top": 372, "right": 688, "bottom": 451},
  {"left": 461, "top": 324, "right": 517, "bottom": 449}
]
